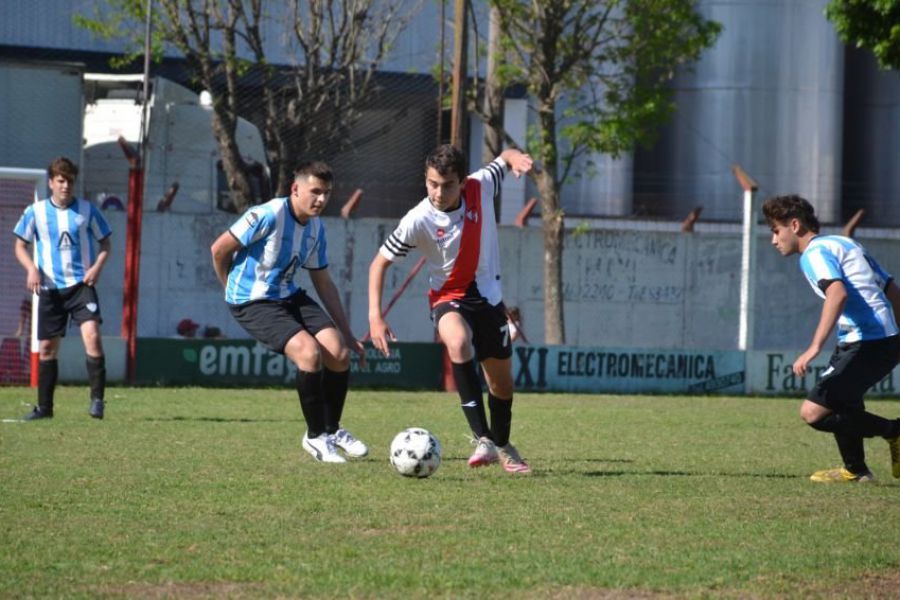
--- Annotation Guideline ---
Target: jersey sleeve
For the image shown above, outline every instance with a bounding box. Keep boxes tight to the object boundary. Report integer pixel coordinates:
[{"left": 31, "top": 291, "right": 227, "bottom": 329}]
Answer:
[
  {"left": 379, "top": 211, "right": 419, "bottom": 263},
  {"left": 89, "top": 205, "right": 112, "bottom": 241},
  {"left": 800, "top": 246, "right": 842, "bottom": 292},
  {"left": 303, "top": 219, "right": 329, "bottom": 270},
  {"left": 229, "top": 205, "right": 274, "bottom": 247},
  {"left": 864, "top": 250, "right": 893, "bottom": 290},
  {"left": 13, "top": 205, "right": 35, "bottom": 242},
  {"left": 468, "top": 157, "right": 507, "bottom": 202}
]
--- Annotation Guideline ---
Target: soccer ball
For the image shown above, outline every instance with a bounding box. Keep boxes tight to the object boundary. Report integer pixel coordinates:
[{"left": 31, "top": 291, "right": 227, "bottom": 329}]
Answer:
[{"left": 389, "top": 427, "right": 442, "bottom": 478}]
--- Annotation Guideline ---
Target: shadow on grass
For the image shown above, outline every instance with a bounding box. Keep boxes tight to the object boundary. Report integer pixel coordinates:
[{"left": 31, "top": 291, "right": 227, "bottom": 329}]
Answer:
[
  {"left": 143, "top": 416, "right": 291, "bottom": 423},
  {"left": 583, "top": 469, "right": 797, "bottom": 479}
]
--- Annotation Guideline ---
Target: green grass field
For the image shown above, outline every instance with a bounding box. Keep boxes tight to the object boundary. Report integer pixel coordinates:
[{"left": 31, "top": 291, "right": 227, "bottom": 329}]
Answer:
[{"left": 2, "top": 386, "right": 899, "bottom": 599}]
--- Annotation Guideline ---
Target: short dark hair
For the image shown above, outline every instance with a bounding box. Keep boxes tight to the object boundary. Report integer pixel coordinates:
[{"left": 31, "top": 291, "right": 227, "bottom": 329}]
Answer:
[
  {"left": 762, "top": 194, "right": 820, "bottom": 233},
  {"left": 425, "top": 144, "right": 466, "bottom": 181},
  {"left": 47, "top": 157, "right": 78, "bottom": 182},
  {"left": 293, "top": 161, "right": 333, "bottom": 183}
]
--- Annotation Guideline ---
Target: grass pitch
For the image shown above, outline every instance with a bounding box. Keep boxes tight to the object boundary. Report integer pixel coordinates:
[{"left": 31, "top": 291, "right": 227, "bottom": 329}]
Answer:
[{"left": 1, "top": 387, "right": 899, "bottom": 598}]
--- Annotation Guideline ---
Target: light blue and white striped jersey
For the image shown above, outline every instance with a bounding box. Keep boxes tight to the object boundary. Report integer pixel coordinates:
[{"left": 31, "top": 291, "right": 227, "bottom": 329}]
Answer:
[
  {"left": 13, "top": 198, "right": 112, "bottom": 290},
  {"left": 224, "top": 197, "right": 328, "bottom": 304},
  {"left": 799, "top": 235, "right": 897, "bottom": 343}
]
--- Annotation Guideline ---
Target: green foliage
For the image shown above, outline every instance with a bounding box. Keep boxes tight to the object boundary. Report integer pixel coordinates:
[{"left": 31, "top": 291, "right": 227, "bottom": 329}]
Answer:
[
  {"left": 826, "top": 0, "right": 900, "bottom": 70},
  {"left": 2, "top": 387, "right": 899, "bottom": 597},
  {"left": 488, "top": 0, "right": 721, "bottom": 180}
]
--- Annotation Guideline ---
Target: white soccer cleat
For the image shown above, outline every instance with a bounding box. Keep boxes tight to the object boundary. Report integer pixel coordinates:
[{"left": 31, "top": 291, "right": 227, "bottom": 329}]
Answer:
[
  {"left": 468, "top": 436, "right": 499, "bottom": 468},
  {"left": 302, "top": 432, "right": 346, "bottom": 463},
  {"left": 333, "top": 427, "right": 369, "bottom": 458}
]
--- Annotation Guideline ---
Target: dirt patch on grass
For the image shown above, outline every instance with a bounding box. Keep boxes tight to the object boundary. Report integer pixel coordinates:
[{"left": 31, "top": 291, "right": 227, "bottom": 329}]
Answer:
[
  {"left": 805, "top": 571, "right": 900, "bottom": 599},
  {"left": 91, "top": 581, "right": 266, "bottom": 599}
]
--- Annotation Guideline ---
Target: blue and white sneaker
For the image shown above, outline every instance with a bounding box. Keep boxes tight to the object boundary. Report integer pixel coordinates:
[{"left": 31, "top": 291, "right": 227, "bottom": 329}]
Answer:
[
  {"left": 302, "top": 432, "right": 346, "bottom": 463},
  {"left": 333, "top": 428, "right": 369, "bottom": 458}
]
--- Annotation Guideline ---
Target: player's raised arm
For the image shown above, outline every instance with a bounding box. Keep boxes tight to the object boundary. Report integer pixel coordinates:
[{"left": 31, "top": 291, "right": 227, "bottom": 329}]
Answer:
[
  {"left": 499, "top": 148, "right": 533, "bottom": 178},
  {"left": 368, "top": 253, "right": 397, "bottom": 357}
]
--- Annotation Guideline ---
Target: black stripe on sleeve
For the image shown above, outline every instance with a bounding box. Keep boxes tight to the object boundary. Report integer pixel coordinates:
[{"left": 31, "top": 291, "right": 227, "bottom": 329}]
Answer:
[
  {"left": 486, "top": 161, "right": 504, "bottom": 199},
  {"left": 383, "top": 232, "right": 414, "bottom": 258}
]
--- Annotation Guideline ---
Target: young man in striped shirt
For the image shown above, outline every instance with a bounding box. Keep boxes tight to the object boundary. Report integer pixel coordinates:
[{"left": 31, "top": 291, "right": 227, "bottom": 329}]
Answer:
[
  {"left": 763, "top": 194, "right": 900, "bottom": 482},
  {"left": 368, "top": 144, "right": 534, "bottom": 474},
  {"left": 211, "top": 161, "right": 368, "bottom": 463},
  {"left": 13, "top": 157, "right": 112, "bottom": 421}
]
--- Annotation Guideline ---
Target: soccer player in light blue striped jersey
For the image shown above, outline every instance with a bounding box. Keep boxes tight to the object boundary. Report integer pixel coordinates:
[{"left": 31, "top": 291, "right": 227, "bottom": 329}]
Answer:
[
  {"left": 211, "top": 161, "right": 368, "bottom": 463},
  {"left": 763, "top": 194, "right": 900, "bottom": 482},
  {"left": 13, "top": 157, "right": 112, "bottom": 421}
]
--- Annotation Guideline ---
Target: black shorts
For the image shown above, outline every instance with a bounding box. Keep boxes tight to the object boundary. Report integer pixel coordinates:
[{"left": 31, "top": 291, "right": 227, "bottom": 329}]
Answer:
[
  {"left": 431, "top": 298, "right": 512, "bottom": 361},
  {"left": 37, "top": 283, "right": 102, "bottom": 340},
  {"left": 808, "top": 335, "right": 900, "bottom": 411},
  {"left": 228, "top": 290, "right": 335, "bottom": 354}
]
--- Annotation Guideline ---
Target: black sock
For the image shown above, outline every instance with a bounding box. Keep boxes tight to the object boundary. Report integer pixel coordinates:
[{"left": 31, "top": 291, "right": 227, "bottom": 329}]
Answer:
[
  {"left": 809, "top": 411, "right": 896, "bottom": 438},
  {"left": 86, "top": 355, "right": 106, "bottom": 401},
  {"left": 322, "top": 368, "right": 349, "bottom": 434},
  {"left": 833, "top": 433, "right": 868, "bottom": 475},
  {"left": 296, "top": 369, "right": 325, "bottom": 438},
  {"left": 37, "top": 359, "right": 58, "bottom": 412},
  {"left": 452, "top": 360, "right": 490, "bottom": 439},
  {"left": 488, "top": 393, "right": 513, "bottom": 447}
]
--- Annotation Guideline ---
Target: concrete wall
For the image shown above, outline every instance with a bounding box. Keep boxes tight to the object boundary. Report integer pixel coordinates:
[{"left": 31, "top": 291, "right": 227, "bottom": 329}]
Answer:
[{"left": 92, "top": 211, "right": 900, "bottom": 353}]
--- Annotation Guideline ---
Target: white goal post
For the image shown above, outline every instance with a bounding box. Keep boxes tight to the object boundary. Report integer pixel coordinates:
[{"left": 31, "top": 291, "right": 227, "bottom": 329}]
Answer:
[{"left": 0, "top": 167, "right": 47, "bottom": 386}]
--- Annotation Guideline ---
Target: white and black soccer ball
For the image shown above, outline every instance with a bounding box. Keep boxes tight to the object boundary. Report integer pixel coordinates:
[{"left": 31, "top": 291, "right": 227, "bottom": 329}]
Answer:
[{"left": 389, "top": 427, "right": 442, "bottom": 478}]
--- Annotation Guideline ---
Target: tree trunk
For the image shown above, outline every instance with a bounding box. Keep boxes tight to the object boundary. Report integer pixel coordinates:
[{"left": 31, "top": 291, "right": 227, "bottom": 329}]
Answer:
[
  {"left": 209, "top": 108, "right": 255, "bottom": 213},
  {"left": 483, "top": 5, "right": 505, "bottom": 219},
  {"left": 535, "top": 103, "right": 565, "bottom": 344}
]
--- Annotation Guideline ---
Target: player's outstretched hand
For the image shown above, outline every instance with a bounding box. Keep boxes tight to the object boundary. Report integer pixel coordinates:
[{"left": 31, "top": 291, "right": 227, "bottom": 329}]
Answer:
[
  {"left": 503, "top": 149, "right": 534, "bottom": 178},
  {"left": 369, "top": 317, "right": 397, "bottom": 358}
]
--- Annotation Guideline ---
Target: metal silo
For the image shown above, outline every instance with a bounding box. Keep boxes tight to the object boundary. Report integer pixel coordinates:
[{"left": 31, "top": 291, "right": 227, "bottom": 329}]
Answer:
[
  {"left": 841, "top": 47, "right": 900, "bottom": 227},
  {"left": 635, "top": 0, "right": 844, "bottom": 223}
]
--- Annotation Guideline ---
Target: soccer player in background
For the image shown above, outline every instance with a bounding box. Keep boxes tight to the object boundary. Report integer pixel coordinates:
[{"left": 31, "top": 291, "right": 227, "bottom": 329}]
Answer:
[
  {"left": 368, "top": 144, "right": 534, "bottom": 474},
  {"left": 763, "top": 194, "right": 900, "bottom": 482},
  {"left": 13, "top": 157, "right": 111, "bottom": 420},
  {"left": 211, "top": 161, "right": 368, "bottom": 464}
]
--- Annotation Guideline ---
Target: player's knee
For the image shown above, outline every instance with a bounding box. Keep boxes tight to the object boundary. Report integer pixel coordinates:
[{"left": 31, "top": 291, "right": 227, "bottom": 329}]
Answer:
[
  {"left": 330, "top": 345, "right": 351, "bottom": 370},
  {"left": 287, "top": 340, "right": 321, "bottom": 371},
  {"left": 442, "top": 337, "right": 471, "bottom": 361},
  {"left": 488, "top": 381, "right": 513, "bottom": 399},
  {"left": 799, "top": 402, "right": 826, "bottom": 425}
]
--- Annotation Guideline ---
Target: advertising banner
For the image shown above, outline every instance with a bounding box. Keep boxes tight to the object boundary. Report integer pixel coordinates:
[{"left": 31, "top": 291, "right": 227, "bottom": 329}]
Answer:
[
  {"left": 135, "top": 339, "right": 444, "bottom": 388},
  {"left": 511, "top": 345, "right": 746, "bottom": 394},
  {"left": 746, "top": 350, "right": 899, "bottom": 396}
]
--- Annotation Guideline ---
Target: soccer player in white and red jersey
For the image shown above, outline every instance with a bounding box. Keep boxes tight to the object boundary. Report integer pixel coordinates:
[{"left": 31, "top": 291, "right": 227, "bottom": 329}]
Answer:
[
  {"left": 211, "top": 161, "right": 368, "bottom": 464},
  {"left": 368, "top": 144, "right": 534, "bottom": 474}
]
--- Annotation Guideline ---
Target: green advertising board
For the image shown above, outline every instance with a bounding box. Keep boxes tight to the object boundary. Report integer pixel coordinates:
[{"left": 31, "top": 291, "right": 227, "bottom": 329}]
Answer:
[{"left": 135, "top": 339, "right": 444, "bottom": 389}]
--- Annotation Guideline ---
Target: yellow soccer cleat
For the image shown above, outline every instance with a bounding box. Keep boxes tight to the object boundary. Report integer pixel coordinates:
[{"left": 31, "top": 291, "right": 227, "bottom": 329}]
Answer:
[
  {"left": 887, "top": 436, "right": 900, "bottom": 479},
  {"left": 809, "top": 467, "right": 875, "bottom": 483}
]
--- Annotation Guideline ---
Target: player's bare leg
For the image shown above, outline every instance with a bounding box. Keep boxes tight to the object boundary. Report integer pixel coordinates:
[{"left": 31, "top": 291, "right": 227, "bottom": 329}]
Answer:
[
  {"left": 315, "top": 327, "right": 368, "bottom": 457},
  {"left": 482, "top": 357, "right": 530, "bottom": 474},
  {"left": 80, "top": 320, "right": 106, "bottom": 419},
  {"left": 438, "top": 312, "right": 496, "bottom": 466},
  {"left": 286, "top": 330, "right": 344, "bottom": 463}
]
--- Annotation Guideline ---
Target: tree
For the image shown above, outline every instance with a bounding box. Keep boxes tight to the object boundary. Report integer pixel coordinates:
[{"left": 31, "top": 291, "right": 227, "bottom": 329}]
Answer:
[
  {"left": 474, "top": 0, "right": 720, "bottom": 344},
  {"left": 826, "top": 0, "right": 900, "bottom": 70},
  {"left": 78, "top": 0, "right": 417, "bottom": 211}
]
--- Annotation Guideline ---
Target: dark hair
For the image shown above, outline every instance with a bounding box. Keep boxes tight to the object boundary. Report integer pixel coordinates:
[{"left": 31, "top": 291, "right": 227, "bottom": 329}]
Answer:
[
  {"left": 47, "top": 157, "right": 78, "bottom": 182},
  {"left": 293, "top": 161, "right": 333, "bottom": 183},
  {"left": 761, "top": 194, "right": 820, "bottom": 233},
  {"left": 425, "top": 144, "right": 467, "bottom": 181}
]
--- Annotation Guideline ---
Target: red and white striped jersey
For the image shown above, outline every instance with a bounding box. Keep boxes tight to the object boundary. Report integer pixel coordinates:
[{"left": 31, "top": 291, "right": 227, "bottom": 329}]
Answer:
[{"left": 379, "top": 157, "right": 507, "bottom": 308}]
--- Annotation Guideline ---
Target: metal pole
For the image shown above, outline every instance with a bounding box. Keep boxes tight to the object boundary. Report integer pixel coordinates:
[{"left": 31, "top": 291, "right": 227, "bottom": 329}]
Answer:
[{"left": 733, "top": 164, "right": 758, "bottom": 393}]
